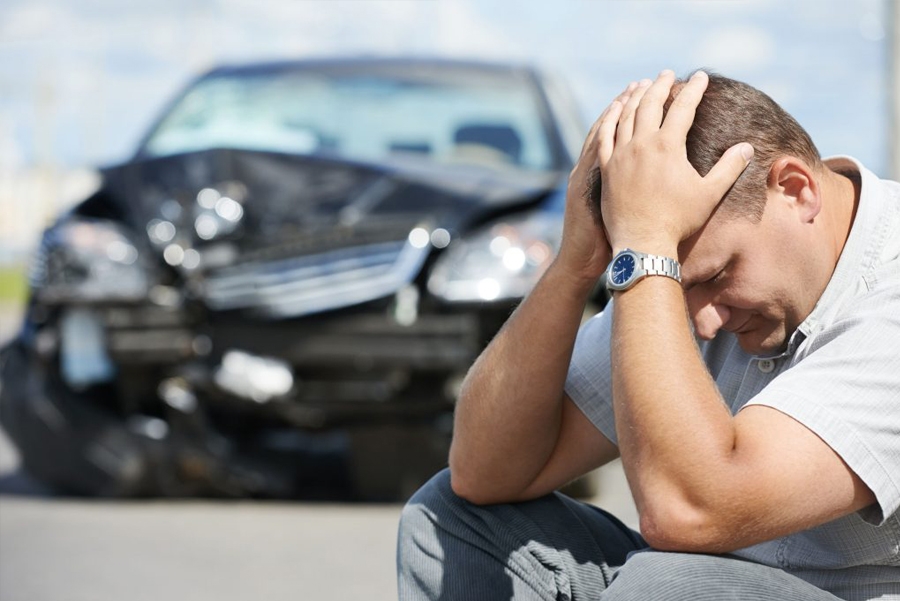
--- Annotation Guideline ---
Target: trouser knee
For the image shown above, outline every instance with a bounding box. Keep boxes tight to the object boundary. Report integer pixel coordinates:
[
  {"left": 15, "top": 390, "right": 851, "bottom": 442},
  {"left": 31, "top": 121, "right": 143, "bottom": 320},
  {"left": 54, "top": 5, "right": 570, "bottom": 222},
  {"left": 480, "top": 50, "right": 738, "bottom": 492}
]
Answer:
[
  {"left": 398, "top": 467, "right": 456, "bottom": 541},
  {"left": 605, "top": 551, "right": 833, "bottom": 601},
  {"left": 398, "top": 468, "right": 475, "bottom": 600},
  {"left": 606, "top": 552, "right": 734, "bottom": 600}
]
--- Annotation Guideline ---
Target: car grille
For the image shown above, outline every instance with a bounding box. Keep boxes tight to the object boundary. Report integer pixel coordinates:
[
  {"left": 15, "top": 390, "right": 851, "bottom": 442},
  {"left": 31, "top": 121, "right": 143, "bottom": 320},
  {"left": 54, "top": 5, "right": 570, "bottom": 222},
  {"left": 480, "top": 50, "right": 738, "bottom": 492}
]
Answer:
[{"left": 202, "top": 238, "right": 430, "bottom": 318}]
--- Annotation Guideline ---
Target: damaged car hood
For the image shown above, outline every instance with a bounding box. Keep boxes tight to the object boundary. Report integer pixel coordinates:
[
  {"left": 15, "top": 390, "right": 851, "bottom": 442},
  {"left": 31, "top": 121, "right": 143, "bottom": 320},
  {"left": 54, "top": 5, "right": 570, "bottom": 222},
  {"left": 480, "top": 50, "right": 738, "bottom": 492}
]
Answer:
[{"left": 98, "top": 148, "right": 562, "bottom": 318}]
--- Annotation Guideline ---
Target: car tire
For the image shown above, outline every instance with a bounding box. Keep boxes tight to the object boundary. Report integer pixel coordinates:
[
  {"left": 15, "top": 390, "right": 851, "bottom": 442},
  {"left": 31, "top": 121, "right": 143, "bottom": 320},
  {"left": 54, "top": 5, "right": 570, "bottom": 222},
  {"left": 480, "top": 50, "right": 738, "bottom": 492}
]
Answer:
[{"left": 347, "top": 422, "right": 451, "bottom": 502}]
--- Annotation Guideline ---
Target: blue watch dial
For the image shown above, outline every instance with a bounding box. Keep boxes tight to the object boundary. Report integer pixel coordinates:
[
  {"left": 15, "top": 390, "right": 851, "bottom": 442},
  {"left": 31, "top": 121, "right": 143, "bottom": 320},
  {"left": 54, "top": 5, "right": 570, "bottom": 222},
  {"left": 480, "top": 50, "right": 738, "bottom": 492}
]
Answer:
[{"left": 611, "top": 254, "right": 635, "bottom": 285}]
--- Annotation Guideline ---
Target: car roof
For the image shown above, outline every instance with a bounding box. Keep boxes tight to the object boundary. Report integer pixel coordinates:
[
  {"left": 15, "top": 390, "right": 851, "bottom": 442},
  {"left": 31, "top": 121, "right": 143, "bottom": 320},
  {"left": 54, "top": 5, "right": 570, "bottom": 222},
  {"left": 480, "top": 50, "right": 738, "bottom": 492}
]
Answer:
[{"left": 201, "top": 56, "right": 541, "bottom": 79}]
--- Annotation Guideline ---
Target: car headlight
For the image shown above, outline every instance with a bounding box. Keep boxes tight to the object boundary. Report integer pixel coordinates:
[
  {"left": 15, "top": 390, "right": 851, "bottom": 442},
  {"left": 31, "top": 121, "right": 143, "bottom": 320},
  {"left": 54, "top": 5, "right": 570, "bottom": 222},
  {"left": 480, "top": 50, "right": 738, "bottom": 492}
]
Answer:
[
  {"left": 427, "top": 210, "right": 561, "bottom": 302},
  {"left": 30, "top": 219, "right": 152, "bottom": 303}
]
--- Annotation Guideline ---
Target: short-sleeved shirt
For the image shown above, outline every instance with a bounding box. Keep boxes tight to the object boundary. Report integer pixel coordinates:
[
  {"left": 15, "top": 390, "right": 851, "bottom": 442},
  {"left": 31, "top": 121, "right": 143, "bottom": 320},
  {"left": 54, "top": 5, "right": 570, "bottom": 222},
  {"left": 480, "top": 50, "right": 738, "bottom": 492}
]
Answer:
[{"left": 565, "top": 157, "right": 900, "bottom": 601}]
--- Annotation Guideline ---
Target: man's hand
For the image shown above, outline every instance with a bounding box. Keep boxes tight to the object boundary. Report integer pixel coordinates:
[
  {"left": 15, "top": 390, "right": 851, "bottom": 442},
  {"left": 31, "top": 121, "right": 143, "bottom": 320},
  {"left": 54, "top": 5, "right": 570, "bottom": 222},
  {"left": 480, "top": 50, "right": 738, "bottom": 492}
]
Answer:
[
  {"left": 597, "top": 70, "right": 754, "bottom": 257},
  {"left": 556, "top": 83, "right": 639, "bottom": 281}
]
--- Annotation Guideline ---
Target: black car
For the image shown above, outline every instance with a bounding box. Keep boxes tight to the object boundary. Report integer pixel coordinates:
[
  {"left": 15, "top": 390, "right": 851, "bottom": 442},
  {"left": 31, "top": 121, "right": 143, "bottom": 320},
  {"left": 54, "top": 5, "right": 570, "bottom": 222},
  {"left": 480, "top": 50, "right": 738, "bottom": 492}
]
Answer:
[{"left": 0, "top": 57, "right": 603, "bottom": 500}]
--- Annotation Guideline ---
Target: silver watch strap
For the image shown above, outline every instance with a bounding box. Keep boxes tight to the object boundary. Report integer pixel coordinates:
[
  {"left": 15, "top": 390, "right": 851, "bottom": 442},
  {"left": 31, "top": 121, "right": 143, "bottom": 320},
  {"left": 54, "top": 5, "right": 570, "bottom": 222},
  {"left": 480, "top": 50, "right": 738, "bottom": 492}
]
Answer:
[{"left": 640, "top": 253, "right": 682, "bottom": 282}]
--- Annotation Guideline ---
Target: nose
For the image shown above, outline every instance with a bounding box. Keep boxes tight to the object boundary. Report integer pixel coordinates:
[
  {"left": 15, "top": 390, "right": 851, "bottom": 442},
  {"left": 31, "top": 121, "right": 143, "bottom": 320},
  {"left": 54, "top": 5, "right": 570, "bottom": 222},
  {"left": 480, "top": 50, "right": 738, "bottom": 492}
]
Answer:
[{"left": 689, "top": 300, "right": 731, "bottom": 341}]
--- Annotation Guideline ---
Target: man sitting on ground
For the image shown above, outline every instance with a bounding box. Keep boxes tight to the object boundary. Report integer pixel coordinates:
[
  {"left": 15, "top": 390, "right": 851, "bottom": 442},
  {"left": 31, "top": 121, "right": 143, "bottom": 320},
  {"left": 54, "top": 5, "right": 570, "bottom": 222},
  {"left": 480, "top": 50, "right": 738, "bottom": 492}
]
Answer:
[{"left": 397, "top": 70, "right": 900, "bottom": 600}]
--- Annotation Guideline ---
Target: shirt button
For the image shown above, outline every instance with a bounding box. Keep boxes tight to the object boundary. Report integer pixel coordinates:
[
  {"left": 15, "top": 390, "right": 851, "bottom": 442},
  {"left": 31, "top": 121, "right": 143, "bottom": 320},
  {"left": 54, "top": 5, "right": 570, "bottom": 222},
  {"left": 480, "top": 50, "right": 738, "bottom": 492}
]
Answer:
[{"left": 757, "top": 359, "right": 776, "bottom": 373}]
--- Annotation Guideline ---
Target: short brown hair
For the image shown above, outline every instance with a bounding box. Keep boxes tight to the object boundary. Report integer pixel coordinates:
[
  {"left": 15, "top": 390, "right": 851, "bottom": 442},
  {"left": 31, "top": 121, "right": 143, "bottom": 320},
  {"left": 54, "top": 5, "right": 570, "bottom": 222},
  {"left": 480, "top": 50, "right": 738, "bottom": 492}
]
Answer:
[
  {"left": 587, "top": 72, "right": 821, "bottom": 222},
  {"left": 670, "top": 71, "right": 821, "bottom": 221}
]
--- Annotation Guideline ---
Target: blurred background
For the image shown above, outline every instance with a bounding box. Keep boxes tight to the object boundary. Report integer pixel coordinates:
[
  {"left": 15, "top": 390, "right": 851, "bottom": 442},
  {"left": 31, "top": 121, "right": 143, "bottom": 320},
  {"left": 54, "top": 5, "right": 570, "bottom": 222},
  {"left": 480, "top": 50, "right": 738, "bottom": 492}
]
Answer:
[
  {"left": 0, "top": 1, "right": 896, "bottom": 600},
  {"left": 0, "top": 0, "right": 896, "bottom": 277}
]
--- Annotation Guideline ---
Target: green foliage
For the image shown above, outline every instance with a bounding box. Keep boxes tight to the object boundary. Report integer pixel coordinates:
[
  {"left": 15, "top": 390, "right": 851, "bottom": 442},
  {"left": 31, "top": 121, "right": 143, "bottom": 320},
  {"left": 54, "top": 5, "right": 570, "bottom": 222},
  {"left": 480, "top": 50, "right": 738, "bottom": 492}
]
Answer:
[{"left": 0, "top": 265, "right": 27, "bottom": 304}]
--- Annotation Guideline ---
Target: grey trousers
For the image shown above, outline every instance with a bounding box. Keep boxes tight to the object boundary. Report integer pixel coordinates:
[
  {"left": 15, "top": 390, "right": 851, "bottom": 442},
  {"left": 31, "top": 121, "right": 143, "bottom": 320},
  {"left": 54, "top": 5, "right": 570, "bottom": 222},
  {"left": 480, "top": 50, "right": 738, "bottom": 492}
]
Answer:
[{"left": 397, "top": 469, "right": 841, "bottom": 600}]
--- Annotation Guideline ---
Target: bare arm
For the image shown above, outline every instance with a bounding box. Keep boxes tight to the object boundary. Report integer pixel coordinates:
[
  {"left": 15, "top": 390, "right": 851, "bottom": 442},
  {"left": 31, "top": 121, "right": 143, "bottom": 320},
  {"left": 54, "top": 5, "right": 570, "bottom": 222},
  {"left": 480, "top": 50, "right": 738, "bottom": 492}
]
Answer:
[
  {"left": 611, "top": 277, "right": 873, "bottom": 551},
  {"left": 448, "top": 87, "right": 637, "bottom": 504},
  {"left": 598, "top": 70, "right": 875, "bottom": 551},
  {"left": 449, "top": 263, "right": 619, "bottom": 504}
]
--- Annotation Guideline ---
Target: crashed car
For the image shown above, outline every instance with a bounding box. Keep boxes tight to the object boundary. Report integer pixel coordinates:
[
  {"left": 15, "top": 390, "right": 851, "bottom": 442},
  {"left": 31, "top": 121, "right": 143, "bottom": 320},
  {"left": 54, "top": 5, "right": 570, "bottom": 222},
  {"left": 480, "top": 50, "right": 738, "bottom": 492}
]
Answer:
[{"left": 0, "top": 57, "right": 604, "bottom": 500}]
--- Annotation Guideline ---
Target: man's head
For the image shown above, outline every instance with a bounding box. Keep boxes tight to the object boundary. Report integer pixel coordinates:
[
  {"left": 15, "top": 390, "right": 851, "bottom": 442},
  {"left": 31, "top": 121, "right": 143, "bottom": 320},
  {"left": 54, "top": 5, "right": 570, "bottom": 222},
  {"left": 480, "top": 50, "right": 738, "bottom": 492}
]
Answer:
[
  {"left": 587, "top": 73, "right": 822, "bottom": 223},
  {"left": 589, "top": 72, "right": 856, "bottom": 355},
  {"left": 674, "top": 72, "right": 822, "bottom": 222}
]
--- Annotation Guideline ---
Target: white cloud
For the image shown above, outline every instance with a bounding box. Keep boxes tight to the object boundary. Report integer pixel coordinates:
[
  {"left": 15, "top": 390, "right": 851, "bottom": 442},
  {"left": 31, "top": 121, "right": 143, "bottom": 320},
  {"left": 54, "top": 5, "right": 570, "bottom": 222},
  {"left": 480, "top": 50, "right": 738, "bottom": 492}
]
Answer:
[
  {"left": 0, "top": 0, "right": 886, "bottom": 174},
  {"left": 693, "top": 26, "right": 775, "bottom": 72},
  {"left": 430, "top": 1, "right": 524, "bottom": 59},
  {"left": 0, "top": 3, "right": 72, "bottom": 44},
  {"left": 683, "top": 0, "right": 776, "bottom": 15},
  {"left": 0, "top": 115, "right": 25, "bottom": 171}
]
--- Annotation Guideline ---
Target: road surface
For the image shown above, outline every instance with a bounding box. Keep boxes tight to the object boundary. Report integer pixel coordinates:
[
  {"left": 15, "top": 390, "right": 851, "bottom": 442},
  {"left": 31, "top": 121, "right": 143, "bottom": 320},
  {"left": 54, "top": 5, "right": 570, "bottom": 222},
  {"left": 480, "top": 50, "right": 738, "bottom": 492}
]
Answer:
[
  {"left": 0, "top": 431, "right": 637, "bottom": 601},
  {"left": 0, "top": 303, "right": 639, "bottom": 601}
]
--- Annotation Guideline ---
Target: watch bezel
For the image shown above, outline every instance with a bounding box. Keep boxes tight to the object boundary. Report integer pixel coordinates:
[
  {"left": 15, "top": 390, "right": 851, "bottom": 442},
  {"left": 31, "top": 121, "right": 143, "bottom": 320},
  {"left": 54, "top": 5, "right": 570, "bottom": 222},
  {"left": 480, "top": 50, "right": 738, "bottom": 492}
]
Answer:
[
  {"left": 606, "top": 249, "right": 641, "bottom": 291},
  {"left": 605, "top": 248, "right": 681, "bottom": 292}
]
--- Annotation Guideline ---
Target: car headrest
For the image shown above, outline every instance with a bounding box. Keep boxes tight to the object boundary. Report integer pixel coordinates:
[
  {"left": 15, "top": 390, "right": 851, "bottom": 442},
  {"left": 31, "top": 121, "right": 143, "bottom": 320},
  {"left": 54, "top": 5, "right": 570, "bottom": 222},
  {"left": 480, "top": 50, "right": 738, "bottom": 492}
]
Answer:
[{"left": 453, "top": 123, "right": 522, "bottom": 164}]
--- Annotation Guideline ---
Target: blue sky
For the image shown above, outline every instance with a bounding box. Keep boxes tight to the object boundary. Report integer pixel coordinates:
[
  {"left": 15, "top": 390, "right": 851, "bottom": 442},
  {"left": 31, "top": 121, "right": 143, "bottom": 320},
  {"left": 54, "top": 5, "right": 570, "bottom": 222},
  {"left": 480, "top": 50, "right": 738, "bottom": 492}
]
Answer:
[{"left": 0, "top": 0, "right": 891, "bottom": 175}]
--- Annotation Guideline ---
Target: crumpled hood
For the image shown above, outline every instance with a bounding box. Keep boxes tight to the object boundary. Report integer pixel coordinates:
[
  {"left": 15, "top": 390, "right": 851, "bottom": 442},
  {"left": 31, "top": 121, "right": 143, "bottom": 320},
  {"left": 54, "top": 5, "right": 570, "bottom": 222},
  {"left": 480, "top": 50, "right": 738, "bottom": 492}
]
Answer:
[
  {"left": 100, "top": 148, "right": 562, "bottom": 257},
  {"left": 96, "top": 148, "right": 564, "bottom": 318}
]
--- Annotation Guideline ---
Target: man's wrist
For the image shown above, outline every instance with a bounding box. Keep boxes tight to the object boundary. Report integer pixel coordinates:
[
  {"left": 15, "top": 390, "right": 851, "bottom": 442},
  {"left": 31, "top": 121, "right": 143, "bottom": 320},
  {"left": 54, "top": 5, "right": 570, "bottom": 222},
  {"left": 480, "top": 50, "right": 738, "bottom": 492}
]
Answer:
[
  {"left": 553, "top": 244, "right": 611, "bottom": 283},
  {"left": 605, "top": 248, "right": 682, "bottom": 292},
  {"left": 611, "top": 240, "right": 678, "bottom": 261},
  {"left": 548, "top": 254, "right": 608, "bottom": 297}
]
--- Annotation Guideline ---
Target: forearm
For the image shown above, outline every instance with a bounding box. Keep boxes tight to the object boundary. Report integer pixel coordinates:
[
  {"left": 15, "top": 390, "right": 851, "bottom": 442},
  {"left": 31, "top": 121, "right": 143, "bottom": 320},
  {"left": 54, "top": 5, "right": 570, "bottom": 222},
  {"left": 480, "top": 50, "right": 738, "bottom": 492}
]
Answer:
[
  {"left": 594, "top": 69, "right": 869, "bottom": 553},
  {"left": 611, "top": 277, "right": 738, "bottom": 546},
  {"left": 449, "top": 258, "right": 597, "bottom": 500}
]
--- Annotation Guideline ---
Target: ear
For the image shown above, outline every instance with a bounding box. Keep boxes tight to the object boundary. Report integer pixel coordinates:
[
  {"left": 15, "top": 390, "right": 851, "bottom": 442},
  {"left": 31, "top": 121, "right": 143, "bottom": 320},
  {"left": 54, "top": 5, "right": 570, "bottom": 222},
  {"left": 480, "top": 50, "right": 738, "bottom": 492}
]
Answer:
[{"left": 767, "top": 157, "right": 821, "bottom": 223}]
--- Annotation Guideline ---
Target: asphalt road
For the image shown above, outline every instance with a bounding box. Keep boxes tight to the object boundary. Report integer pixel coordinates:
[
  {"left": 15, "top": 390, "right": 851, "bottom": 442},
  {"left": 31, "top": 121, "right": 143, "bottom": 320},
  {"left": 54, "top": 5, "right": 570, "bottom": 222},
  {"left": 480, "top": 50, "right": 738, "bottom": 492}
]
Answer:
[{"left": 0, "top": 304, "right": 639, "bottom": 601}]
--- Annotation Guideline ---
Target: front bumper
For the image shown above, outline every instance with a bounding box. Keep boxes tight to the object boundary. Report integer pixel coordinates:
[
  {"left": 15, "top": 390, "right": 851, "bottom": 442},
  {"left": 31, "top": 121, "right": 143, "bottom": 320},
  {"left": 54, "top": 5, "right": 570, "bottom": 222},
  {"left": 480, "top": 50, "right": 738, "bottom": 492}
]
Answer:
[{"left": 86, "top": 298, "right": 510, "bottom": 428}]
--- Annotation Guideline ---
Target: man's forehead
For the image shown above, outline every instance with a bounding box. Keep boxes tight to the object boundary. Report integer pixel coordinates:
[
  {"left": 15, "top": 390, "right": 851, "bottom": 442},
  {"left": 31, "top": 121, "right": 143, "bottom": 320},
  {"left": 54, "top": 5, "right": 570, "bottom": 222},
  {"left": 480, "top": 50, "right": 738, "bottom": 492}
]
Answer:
[{"left": 677, "top": 217, "right": 739, "bottom": 286}]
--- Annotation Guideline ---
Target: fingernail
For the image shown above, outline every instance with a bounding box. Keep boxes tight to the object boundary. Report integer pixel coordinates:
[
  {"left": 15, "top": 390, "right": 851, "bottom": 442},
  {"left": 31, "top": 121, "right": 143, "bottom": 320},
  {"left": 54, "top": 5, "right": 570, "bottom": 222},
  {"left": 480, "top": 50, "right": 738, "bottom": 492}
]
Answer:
[
  {"left": 659, "top": 69, "right": 675, "bottom": 78},
  {"left": 692, "top": 70, "right": 708, "bottom": 80},
  {"left": 639, "top": 78, "right": 652, "bottom": 87},
  {"left": 741, "top": 143, "right": 754, "bottom": 161}
]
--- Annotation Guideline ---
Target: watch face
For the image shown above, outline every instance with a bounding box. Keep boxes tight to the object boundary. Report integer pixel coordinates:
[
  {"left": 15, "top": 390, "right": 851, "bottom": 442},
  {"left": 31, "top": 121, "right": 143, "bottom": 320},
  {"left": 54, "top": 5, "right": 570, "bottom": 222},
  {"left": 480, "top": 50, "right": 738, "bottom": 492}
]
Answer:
[{"left": 611, "top": 253, "right": 635, "bottom": 285}]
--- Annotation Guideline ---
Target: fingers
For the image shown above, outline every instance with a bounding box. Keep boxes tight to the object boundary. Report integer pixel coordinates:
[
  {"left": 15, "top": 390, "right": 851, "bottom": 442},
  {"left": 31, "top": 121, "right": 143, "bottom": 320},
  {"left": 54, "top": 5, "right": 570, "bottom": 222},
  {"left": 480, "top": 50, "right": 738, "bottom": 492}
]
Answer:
[
  {"left": 660, "top": 70, "right": 709, "bottom": 139},
  {"left": 615, "top": 78, "right": 652, "bottom": 145},
  {"left": 571, "top": 81, "right": 639, "bottom": 185},
  {"left": 704, "top": 142, "right": 754, "bottom": 199},
  {"left": 579, "top": 82, "right": 638, "bottom": 159},
  {"left": 597, "top": 99, "right": 624, "bottom": 166},
  {"left": 633, "top": 70, "right": 676, "bottom": 134}
]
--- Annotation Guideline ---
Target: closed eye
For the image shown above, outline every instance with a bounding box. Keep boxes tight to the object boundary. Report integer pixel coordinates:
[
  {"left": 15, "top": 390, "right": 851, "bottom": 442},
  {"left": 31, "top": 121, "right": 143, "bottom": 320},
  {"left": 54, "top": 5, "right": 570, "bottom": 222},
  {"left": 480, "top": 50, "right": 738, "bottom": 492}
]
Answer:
[{"left": 684, "top": 268, "right": 726, "bottom": 292}]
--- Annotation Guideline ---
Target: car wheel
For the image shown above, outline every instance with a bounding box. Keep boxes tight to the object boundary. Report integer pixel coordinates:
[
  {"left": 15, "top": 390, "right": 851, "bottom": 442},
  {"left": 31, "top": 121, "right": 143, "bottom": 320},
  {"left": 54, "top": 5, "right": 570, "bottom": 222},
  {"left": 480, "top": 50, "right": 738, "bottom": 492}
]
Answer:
[{"left": 347, "top": 422, "right": 451, "bottom": 502}]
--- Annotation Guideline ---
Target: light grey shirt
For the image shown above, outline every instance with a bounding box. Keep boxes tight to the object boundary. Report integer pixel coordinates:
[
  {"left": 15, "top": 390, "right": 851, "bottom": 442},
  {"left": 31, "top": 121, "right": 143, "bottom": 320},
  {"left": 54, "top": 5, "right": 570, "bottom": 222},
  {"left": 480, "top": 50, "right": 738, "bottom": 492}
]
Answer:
[{"left": 565, "top": 157, "right": 900, "bottom": 601}]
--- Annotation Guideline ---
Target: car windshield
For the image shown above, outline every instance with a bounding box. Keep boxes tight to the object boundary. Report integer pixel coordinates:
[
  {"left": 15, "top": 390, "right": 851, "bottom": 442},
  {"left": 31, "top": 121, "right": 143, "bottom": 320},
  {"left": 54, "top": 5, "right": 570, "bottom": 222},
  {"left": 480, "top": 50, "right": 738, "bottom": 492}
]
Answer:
[{"left": 141, "top": 65, "right": 560, "bottom": 172}]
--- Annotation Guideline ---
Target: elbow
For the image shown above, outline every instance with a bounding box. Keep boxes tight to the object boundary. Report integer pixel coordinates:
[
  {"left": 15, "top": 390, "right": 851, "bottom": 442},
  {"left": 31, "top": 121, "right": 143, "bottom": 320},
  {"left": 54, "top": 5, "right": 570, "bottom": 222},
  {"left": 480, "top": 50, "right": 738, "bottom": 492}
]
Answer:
[
  {"left": 448, "top": 467, "right": 501, "bottom": 506},
  {"left": 449, "top": 473, "right": 487, "bottom": 505},
  {"left": 447, "top": 456, "right": 499, "bottom": 506},
  {"left": 638, "top": 498, "right": 738, "bottom": 553},
  {"left": 639, "top": 510, "right": 706, "bottom": 552},
  {"left": 448, "top": 451, "right": 528, "bottom": 506}
]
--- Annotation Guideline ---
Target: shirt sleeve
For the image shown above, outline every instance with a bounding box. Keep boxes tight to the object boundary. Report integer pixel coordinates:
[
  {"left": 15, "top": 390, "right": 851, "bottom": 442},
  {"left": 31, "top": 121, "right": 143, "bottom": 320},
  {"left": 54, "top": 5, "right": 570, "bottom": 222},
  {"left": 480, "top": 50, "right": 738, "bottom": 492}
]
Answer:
[
  {"left": 564, "top": 304, "right": 618, "bottom": 446},
  {"left": 743, "top": 285, "right": 900, "bottom": 525}
]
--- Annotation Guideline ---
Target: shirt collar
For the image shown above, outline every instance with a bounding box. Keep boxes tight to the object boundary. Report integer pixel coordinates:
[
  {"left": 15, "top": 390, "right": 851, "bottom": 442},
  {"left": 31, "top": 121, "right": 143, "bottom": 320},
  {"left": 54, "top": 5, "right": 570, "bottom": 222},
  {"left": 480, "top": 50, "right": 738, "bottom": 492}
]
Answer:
[{"left": 796, "top": 156, "right": 882, "bottom": 343}]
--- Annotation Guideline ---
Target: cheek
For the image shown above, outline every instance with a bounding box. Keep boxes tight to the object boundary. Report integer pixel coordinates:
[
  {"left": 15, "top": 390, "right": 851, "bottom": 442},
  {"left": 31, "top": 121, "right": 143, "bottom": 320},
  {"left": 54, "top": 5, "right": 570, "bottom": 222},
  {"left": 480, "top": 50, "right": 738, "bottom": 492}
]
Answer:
[{"left": 717, "top": 271, "right": 770, "bottom": 310}]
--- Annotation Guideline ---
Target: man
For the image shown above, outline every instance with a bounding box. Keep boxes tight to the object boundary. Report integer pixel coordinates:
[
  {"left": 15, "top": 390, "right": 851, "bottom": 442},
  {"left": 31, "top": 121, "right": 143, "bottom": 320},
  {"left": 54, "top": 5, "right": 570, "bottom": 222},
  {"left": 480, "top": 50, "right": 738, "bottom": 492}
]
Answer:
[{"left": 397, "top": 70, "right": 900, "bottom": 600}]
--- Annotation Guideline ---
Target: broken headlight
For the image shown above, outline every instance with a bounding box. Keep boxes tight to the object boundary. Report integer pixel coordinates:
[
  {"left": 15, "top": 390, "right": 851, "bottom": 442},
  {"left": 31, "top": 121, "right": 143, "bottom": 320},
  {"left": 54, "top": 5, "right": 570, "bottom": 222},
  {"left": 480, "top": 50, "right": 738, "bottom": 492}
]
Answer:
[
  {"left": 30, "top": 218, "right": 152, "bottom": 304},
  {"left": 427, "top": 210, "right": 561, "bottom": 302}
]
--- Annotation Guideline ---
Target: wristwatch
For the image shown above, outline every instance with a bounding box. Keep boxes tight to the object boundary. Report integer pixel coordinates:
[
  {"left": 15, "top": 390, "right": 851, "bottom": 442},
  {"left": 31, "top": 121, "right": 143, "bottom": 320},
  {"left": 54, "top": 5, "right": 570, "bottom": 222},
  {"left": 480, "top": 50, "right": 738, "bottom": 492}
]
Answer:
[{"left": 605, "top": 248, "right": 681, "bottom": 292}]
